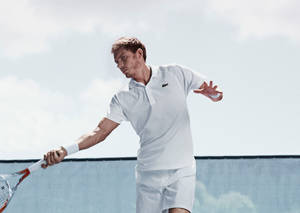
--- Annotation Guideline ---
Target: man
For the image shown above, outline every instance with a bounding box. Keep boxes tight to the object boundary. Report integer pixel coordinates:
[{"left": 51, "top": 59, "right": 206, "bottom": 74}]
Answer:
[{"left": 43, "top": 37, "right": 223, "bottom": 213}]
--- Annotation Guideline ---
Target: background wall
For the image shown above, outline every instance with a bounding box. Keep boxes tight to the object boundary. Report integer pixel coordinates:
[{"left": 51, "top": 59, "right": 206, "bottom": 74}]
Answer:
[{"left": 1, "top": 156, "right": 300, "bottom": 212}]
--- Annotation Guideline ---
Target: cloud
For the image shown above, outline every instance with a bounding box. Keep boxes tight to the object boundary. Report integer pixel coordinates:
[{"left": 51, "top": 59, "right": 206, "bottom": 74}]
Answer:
[
  {"left": 205, "top": 0, "right": 300, "bottom": 42},
  {"left": 0, "top": 0, "right": 173, "bottom": 58},
  {"left": 80, "top": 78, "right": 124, "bottom": 108},
  {"left": 1, "top": 0, "right": 299, "bottom": 58},
  {"left": 194, "top": 181, "right": 257, "bottom": 213},
  {"left": 0, "top": 75, "right": 123, "bottom": 159}
]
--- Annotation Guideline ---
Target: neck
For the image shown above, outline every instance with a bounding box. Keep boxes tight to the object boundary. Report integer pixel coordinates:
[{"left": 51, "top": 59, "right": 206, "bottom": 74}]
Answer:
[{"left": 133, "top": 64, "right": 151, "bottom": 85}]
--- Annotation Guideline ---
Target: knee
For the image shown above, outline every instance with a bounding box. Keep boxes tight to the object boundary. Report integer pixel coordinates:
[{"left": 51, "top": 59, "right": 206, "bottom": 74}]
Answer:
[{"left": 168, "top": 208, "right": 190, "bottom": 213}]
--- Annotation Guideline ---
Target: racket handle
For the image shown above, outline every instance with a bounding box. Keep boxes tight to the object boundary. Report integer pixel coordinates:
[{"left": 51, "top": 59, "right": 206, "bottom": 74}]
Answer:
[{"left": 28, "top": 159, "right": 46, "bottom": 173}]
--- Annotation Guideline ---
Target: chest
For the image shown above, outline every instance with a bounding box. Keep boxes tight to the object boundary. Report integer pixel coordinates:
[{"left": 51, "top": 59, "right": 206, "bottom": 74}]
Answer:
[{"left": 122, "top": 73, "right": 187, "bottom": 128}]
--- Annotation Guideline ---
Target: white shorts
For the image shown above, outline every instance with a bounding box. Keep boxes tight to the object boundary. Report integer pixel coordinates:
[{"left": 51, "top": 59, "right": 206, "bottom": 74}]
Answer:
[{"left": 135, "top": 163, "right": 196, "bottom": 213}]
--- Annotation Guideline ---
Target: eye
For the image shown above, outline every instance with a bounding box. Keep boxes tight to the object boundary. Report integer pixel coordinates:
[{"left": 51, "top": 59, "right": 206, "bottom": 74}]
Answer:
[{"left": 121, "top": 55, "right": 127, "bottom": 61}]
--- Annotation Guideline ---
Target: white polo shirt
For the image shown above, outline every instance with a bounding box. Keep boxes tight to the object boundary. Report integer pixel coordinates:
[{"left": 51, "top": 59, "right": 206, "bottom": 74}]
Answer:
[{"left": 106, "top": 64, "right": 206, "bottom": 171}]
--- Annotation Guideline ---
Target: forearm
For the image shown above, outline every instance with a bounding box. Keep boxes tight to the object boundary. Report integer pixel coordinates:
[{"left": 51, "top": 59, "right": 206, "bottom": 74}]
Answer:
[
  {"left": 44, "top": 118, "right": 118, "bottom": 168},
  {"left": 77, "top": 127, "right": 108, "bottom": 151},
  {"left": 62, "top": 118, "right": 118, "bottom": 156}
]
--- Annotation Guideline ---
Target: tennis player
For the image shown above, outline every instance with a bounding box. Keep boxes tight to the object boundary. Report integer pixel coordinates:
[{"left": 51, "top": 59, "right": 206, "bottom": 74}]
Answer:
[{"left": 43, "top": 37, "right": 223, "bottom": 213}]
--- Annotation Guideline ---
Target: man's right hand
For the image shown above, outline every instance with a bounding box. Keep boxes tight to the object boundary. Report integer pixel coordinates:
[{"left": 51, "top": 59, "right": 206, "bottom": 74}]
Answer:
[{"left": 42, "top": 147, "right": 67, "bottom": 168}]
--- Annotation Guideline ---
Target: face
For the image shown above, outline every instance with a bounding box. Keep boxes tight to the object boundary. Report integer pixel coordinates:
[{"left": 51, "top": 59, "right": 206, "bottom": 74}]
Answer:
[{"left": 114, "top": 48, "right": 143, "bottom": 78}]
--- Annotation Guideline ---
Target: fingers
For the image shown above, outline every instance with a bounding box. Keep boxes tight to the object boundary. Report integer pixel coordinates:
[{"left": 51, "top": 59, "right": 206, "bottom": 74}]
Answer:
[
  {"left": 42, "top": 155, "right": 48, "bottom": 169},
  {"left": 46, "top": 152, "right": 51, "bottom": 166},
  {"left": 194, "top": 85, "right": 219, "bottom": 94},
  {"left": 193, "top": 88, "right": 205, "bottom": 93},
  {"left": 50, "top": 151, "right": 55, "bottom": 163},
  {"left": 42, "top": 149, "right": 65, "bottom": 169},
  {"left": 208, "top": 81, "right": 219, "bottom": 89},
  {"left": 54, "top": 150, "right": 64, "bottom": 163},
  {"left": 218, "top": 92, "right": 223, "bottom": 101},
  {"left": 194, "top": 81, "right": 223, "bottom": 101},
  {"left": 198, "top": 81, "right": 217, "bottom": 90},
  {"left": 210, "top": 91, "right": 223, "bottom": 102}
]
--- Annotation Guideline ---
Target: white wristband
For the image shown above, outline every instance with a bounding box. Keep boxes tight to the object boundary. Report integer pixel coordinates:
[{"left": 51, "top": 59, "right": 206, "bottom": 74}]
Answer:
[
  {"left": 63, "top": 144, "right": 79, "bottom": 156},
  {"left": 209, "top": 93, "right": 221, "bottom": 98}
]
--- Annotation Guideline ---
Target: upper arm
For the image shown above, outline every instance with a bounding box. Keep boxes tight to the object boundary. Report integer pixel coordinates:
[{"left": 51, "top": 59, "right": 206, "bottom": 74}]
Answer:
[
  {"left": 97, "top": 117, "right": 120, "bottom": 138},
  {"left": 106, "top": 94, "right": 128, "bottom": 123},
  {"left": 172, "top": 64, "right": 206, "bottom": 95}
]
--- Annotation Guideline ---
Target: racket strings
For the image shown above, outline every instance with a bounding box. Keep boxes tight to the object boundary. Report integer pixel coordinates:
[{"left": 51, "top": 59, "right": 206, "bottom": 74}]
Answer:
[{"left": 0, "top": 179, "right": 10, "bottom": 207}]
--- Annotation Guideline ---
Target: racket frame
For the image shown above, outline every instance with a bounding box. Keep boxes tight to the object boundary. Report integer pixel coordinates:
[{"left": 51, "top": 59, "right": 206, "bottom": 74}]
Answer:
[{"left": 0, "top": 159, "right": 45, "bottom": 212}]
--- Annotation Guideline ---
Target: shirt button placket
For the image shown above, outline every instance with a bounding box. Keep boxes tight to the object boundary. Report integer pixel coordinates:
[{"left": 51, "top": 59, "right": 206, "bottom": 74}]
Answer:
[{"left": 145, "top": 87, "right": 155, "bottom": 106}]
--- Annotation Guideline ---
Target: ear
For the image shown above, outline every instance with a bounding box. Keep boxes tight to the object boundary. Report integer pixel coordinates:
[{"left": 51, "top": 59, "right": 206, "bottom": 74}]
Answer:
[{"left": 136, "top": 48, "right": 144, "bottom": 59}]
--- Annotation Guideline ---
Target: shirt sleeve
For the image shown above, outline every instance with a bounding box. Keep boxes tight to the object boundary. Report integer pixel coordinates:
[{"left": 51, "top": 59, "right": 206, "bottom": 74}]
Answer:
[
  {"left": 173, "top": 64, "right": 207, "bottom": 96},
  {"left": 105, "top": 94, "right": 127, "bottom": 124}
]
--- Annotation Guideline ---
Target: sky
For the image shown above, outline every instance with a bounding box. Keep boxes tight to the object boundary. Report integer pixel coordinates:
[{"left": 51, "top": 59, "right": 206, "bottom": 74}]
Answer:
[{"left": 0, "top": 0, "right": 299, "bottom": 159}]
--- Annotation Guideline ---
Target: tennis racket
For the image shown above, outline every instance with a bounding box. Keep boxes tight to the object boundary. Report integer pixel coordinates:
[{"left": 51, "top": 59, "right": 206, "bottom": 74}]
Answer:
[{"left": 0, "top": 159, "right": 46, "bottom": 212}]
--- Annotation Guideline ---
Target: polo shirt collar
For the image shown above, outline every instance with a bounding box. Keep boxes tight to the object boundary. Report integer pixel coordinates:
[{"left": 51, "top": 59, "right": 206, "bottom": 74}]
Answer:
[{"left": 129, "top": 65, "right": 159, "bottom": 88}]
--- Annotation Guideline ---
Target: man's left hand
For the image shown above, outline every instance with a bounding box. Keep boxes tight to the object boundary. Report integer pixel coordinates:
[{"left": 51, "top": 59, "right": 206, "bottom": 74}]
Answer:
[{"left": 193, "top": 81, "right": 223, "bottom": 102}]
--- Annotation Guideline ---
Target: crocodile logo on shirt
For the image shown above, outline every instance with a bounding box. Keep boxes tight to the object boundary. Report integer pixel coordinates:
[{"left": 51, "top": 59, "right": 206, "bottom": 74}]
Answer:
[{"left": 162, "top": 83, "right": 168, "bottom": 87}]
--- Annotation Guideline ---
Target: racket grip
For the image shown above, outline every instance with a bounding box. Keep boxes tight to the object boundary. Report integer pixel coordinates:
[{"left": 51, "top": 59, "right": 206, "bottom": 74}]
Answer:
[{"left": 28, "top": 159, "right": 46, "bottom": 173}]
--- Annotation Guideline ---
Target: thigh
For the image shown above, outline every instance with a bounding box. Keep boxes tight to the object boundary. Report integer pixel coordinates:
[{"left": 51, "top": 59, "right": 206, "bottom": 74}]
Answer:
[
  {"left": 135, "top": 169, "right": 167, "bottom": 213},
  {"left": 136, "top": 182, "right": 164, "bottom": 213},
  {"left": 162, "top": 169, "right": 196, "bottom": 212}
]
